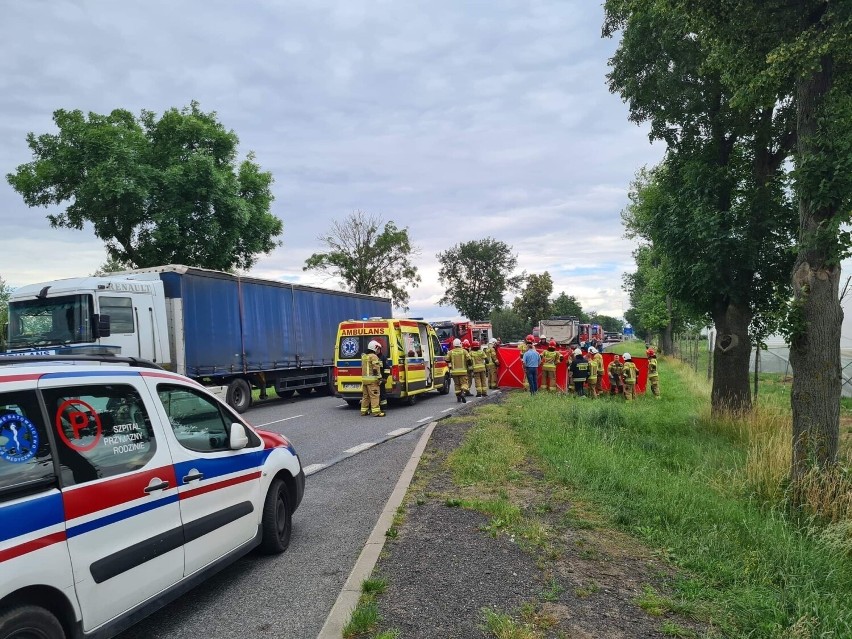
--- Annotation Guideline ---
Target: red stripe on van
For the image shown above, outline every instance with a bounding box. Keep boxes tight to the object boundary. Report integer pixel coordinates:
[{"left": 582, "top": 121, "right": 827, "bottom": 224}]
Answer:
[
  {"left": 63, "top": 466, "right": 179, "bottom": 520},
  {"left": 0, "top": 531, "right": 67, "bottom": 563}
]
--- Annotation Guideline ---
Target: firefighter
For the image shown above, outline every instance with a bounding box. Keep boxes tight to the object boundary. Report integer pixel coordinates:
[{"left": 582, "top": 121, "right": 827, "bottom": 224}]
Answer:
[
  {"left": 570, "top": 348, "right": 590, "bottom": 397},
  {"left": 540, "top": 339, "right": 562, "bottom": 391},
  {"left": 462, "top": 339, "right": 474, "bottom": 395},
  {"left": 622, "top": 352, "right": 639, "bottom": 401},
  {"left": 589, "top": 346, "right": 604, "bottom": 397},
  {"left": 646, "top": 348, "right": 661, "bottom": 399},
  {"left": 448, "top": 338, "right": 472, "bottom": 403},
  {"left": 469, "top": 340, "right": 489, "bottom": 397},
  {"left": 607, "top": 354, "right": 625, "bottom": 397},
  {"left": 484, "top": 337, "right": 500, "bottom": 389},
  {"left": 379, "top": 348, "right": 393, "bottom": 408},
  {"left": 360, "top": 340, "right": 385, "bottom": 417},
  {"left": 587, "top": 348, "right": 599, "bottom": 398},
  {"left": 518, "top": 334, "right": 534, "bottom": 389}
]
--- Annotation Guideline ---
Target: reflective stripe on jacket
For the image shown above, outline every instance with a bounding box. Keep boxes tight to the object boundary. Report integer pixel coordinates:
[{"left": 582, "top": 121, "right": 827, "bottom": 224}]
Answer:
[
  {"left": 541, "top": 349, "right": 561, "bottom": 371},
  {"left": 361, "top": 353, "right": 380, "bottom": 382},
  {"left": 470, "top": 349, "right": 487, "bottom": 372}
]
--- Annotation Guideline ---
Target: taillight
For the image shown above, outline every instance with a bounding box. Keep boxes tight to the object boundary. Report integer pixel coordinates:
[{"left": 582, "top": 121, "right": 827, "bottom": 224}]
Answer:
[{"left": 392, "top": 365, "right": 399, "bottom": 382}]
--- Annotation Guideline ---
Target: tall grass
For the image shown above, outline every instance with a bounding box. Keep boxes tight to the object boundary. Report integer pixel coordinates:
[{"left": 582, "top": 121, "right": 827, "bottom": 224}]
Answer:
[{"left": 503, "top": 359, "right": 852, "bottom": 637}]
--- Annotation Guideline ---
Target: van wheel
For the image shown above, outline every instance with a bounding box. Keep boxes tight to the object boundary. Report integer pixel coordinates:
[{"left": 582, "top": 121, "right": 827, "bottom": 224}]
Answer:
[
  {"left": 0, "top": 605, "right": 65, "bottom": 639},
  {"left": 260, "top": 478, "right": 292, "bottom": 554},
  {"left": 227, "top": 378, "right": 252, "bottom": 413},
  {"left": 406, "top": 394, "right": 417, "bottom": 406},
  {"left": 438, "top": 373, "right": 451, "bottom": 395}
]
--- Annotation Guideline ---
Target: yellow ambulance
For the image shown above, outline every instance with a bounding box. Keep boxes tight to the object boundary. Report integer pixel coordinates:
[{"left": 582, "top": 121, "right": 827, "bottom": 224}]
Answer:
[{"left": 334, "top": 318, "right": 450, "bottom": 406}]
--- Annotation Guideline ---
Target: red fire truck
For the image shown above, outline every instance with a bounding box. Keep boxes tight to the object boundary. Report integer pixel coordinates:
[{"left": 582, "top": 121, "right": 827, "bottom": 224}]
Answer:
[{"left": 430, "top": 320, "right": 493, "bottom": 352}]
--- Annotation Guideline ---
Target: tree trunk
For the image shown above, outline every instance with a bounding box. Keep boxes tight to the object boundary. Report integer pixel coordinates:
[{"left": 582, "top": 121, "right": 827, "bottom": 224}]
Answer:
[
  {"left": 711, "top": 301, "right": 752, "bottom": 415},
  {"left": 660, "top": 296, "right": 674, "bottom": 355},
  {"left": 790, "top": 55, "right": 841, "bottom": 480}
]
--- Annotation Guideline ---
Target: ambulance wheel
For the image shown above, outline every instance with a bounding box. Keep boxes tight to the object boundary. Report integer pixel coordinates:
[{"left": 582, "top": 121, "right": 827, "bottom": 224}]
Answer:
[
  {"left": 438, "top": 373, "right": 451, "bottom": 395},
  {"left": 260, "top": 478, "right": 292, "bottom": 554},
  {"left": 346, "top": 399, "right": 361, "bottom": 408},
  {"left": 406, "top": 394, "right": 417, "bottom": 406},
  {"left": 0, "top": 605, "right": 65, "bottom": 639},
  {"left": 227, "top": 378, "right": 252, "bottom": 413}
]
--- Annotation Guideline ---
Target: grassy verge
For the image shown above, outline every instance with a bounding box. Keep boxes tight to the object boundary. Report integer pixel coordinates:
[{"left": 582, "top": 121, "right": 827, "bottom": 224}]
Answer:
[{"left": 506, "top": 360, "right": 852, "bottom": 636}]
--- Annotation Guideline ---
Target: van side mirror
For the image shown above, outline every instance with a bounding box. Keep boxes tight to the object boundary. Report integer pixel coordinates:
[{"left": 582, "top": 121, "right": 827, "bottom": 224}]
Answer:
[
  {"left": 93, "top": 314, "right": 111, "bottom": 339},
  {"left": 229, "top": 422, "right": 249, "bottom": 450}
]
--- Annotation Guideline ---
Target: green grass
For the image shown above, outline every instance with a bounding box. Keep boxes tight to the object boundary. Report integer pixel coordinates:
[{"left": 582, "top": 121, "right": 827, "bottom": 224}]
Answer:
[{"left": 503, "top": 361, "right": 852, "bottom": 637}]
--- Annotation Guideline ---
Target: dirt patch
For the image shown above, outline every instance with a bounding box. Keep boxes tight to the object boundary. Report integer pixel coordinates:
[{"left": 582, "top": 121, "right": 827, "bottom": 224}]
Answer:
[{"left": 367, "top": 403, "right": 714, "bottom": 638}]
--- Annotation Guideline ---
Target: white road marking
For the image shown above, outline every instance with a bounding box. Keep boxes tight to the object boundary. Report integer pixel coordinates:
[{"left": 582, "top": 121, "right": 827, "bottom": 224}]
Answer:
[
  {"left": 337, "top": 403, "right": 349, "bottom": 408},
  {"left": 441, "top": 407, "right": 456, "bottom": 413},
  {"left": 255, "top": 414, "right": 303, "bottom": 427},
  {"left": 303, "top": 463, "right": 326, "bottom": 475},
  {"left": 344, "top": 442, "right": 376, "bottom": 455},
  {"left": 387, "top": 427, "right": 413, "bottom": 436},
  {"left": 416, "top": 416, "right": 434, "bottom": 424}
]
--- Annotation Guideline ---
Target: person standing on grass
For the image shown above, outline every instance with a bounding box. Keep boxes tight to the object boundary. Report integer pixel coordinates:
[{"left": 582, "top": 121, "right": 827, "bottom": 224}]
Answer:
[
  {"left": 484, "top": 337, "right": 500, "bottom": 389},
  {"left": 622, "top": 352, "right": 638, "bottom": 401},
  {"left": 522, "top": 341, "right": 542, "bottom": 394},
  {"left": 570, "top": 348, "right": 590, "bottom": 397},
  {"left": 646, "top": 348, "right": 661, "bottom": 399},
  {"left": 540, "top": 339, "right": 562, "bottom": 392},
  {"left": 587, "top": 349, "right": 599, "bottom": 398},
  {"left": 589, "top": 346, "right": 604, "bottom": 396},
  {"left": 608, "top": 355, "right": 625, "bottom": 397}
]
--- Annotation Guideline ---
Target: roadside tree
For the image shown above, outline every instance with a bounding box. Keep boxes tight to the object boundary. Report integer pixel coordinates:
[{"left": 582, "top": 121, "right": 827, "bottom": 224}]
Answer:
[
  {"left": 512, "top": 272, "right": 553, "bottom": 328},
  {"left": 304, "top": 211, "right": 420, "bottom": 311},
  {"left": 550, "top": 292, "right": 588, "bottom": 322},
  {"left": 436, "top": 238, "right": 524, "bottom": 321},
  {"left": 6, "top": 102, "right": 282, "bottom": 271}
]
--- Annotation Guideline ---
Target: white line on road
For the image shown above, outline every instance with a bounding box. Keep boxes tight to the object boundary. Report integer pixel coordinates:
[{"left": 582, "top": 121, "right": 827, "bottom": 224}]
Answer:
[
  {"left": 337, "top": 403, "right": 349, "bottom": 408},
  {"left": 441, "top": 407, "right": 456, "bottom": 413},
  {"left": 255, "top": 414, "right": 303, "bottom": 427},
  {"left": 344, "top": 442, "right": 376, "bottom": 455},
  {"left": 387, "top": 427, "right": 413, "bottom": 437},
  {"left": 416, "top": 416, "right": 434, "bottom": 424},
  {"left": 303, "top": 463, "right": 326, "bottom": 475}
]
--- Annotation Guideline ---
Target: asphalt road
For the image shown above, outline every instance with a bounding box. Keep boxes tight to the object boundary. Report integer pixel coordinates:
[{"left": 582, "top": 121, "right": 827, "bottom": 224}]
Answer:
[{"left": 117, "top": 383, "right": 491, "bottom": 639}]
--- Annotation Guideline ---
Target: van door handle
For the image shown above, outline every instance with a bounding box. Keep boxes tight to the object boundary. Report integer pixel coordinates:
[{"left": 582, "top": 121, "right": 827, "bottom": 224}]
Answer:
[
  {"left": 182, "top": 472, "right": 204, "bottom": 483},
  {"left": 144, "top": 480, "right": 170, "bottom": 494}
]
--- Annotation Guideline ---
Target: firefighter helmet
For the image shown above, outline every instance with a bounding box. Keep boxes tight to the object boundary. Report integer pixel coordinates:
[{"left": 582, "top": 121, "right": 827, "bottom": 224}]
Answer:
[
  {"left": 646, "top": 348, "right": 656, "bottom": 357},
  {"left": 367, "top": 340, "right": 382, "bottom": 354},
  {"left": 548, "top": 339, "right": 557, "bottom": 348},
  {"left": 623, "top": 352, "right": 632, "bottom": 361},
  {"left": 588, "top": 346, "right": 598, "bottom": 354},
  {"left": 472, "top": 340, "right": 481, "bottom": 349},
  {"left": 525, "top": 334, "right": 534, "bottom": 343},
  {"left": 453, "top": 338, "right": 462, "bottom": 348},
  {"left": 573, "top": 348, "right": 582, "bottom": 356},
  {"left": 462, "top": 339, "right": 471, "bottom": 348},
  {"left": 489, "top": 337, "right": 498, "bottom": 345}
]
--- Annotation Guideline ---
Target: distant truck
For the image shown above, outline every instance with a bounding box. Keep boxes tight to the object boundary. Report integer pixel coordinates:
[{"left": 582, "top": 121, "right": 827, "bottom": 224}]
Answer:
[
  {"left": 430, "top": 319, "right": 493, "bottom": 352},
  {"left": 4, "top": 265, "right": 392, "bottom": 412},
  {"left": 536, "top": 317, "right": 580, "bottom": 346}
]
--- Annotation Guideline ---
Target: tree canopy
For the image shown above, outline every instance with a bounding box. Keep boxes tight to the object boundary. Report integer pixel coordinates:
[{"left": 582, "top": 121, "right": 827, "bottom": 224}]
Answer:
[
  {"left": 512, "top": 272, "right": 554, "bottom": 326},
  {"left": 303, "top": 211, "right": 420, "bottom": 311},
  {"left": 436, "top": 238, "right": 524, "bottom": 321},
  {"left": 550, "top": 292, "right": 588, "bottom": 322},
  {"left": 6, "top": 101, "right": 282, "bottom": 271}
]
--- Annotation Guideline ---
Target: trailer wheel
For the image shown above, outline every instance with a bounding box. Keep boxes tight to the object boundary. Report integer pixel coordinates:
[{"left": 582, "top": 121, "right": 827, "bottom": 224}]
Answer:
[
  {"left": 296, "top": 388, "right": 313, "bottom": 397},
  {"left": 227, "top": 378, "right": 252, "bottom": 413},
  {"left": 438, "top": 373, "right": 451, "bottom": 395},
  {"left": 274, "top": 388, "right": 295, "bottom": 399}
]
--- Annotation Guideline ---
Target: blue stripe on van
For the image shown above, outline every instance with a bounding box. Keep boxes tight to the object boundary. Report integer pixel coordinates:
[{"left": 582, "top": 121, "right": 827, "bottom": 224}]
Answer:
[{"left": 0, "top": 491, "right": 65, "bottom": 543}]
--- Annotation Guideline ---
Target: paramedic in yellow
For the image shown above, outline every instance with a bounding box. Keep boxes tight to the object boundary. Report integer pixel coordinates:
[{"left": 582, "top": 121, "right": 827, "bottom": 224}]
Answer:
[
  {"left": 448, "top": 338, "right": 473, "bottom": 403},
  {"left": 360, "top": 340, "right": 386, "bottom": 417}
]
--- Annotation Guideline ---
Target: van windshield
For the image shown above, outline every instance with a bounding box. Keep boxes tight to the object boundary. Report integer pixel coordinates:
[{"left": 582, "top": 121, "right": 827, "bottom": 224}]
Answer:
[
  {"left": 338, "top": 334, "right": 390, "bottom": 360},
  {"left": 7, "top": 295, "right": 95, "bottom": 349}
]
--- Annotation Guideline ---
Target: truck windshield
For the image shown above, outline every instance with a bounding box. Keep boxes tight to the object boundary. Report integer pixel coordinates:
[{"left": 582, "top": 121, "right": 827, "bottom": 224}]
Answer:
[
  {"left": 432, "top": 324, "right": 453, "bottom": 342},
  {"left": 7, "top": 294, "right": 95, "bottom": 348}
]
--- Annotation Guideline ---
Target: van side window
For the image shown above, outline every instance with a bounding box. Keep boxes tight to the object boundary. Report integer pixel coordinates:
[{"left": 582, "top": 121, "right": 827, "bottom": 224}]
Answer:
[
  {"left": 41, "top": 385, "right": 156, "bottom": 486},
  {"left": 430, "top": 335, "right": 442, "bottom": 357},
  {"left": 0, "top": 391, "right": 55, "bottom": 499},
  {"left": 406, "top": 334, "right": 423, "bottom": 358},
  {"left": 157, "top": 385, "right": 232, "bottom": 453}
]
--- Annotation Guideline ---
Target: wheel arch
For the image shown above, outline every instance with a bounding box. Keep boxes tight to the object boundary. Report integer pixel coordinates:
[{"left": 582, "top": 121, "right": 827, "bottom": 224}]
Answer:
[{"left": 0, "top": 585, "right": 79, "bottom": 638}]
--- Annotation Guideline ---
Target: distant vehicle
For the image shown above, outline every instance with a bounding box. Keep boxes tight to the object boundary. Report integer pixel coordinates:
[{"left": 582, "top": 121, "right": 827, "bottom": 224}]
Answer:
[
  {"left": 5, "top": 265, "right": 392, "bottom": 412},
  {"left": 0, "top": 355, "right": 304, "bottom": 639},
  {"left": 536, "top": 317, "right": 579, "bottom": 346},
  {"left": 604, "top": 331, "right": 623, "bottom": 342},
  {"left": 334, "top": 318, "right": 450, "bottom": 405},
  {"left": 429, "top": 320, "right": 492, "bottom": 352}
]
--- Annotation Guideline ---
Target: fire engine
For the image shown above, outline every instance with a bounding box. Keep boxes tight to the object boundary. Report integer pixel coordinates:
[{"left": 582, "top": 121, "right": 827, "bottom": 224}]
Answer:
[{"left": 430, "top": 320, "right": 493, "bottom": 352}]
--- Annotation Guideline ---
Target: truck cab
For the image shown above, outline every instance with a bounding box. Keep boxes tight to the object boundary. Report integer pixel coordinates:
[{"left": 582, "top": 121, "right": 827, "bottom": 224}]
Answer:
[{"left": 6, "top": 277, "right": 170, "bottom": 365}]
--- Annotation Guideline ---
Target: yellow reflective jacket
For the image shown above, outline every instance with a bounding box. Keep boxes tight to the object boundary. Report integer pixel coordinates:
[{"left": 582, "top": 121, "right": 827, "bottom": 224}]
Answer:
[
  {"left": 484, "top": 346, "right": 498, "bottom": 367},
  {"left": 448, "top": 347, "right": 471, "bottom": 374},
  {"left": 623, "top": 361, "right": 638, "bottom": 383},
  {"left": 361, "top": 352, "right": 381, "bottom": 382},
  {"left": 588, "top": 358, "right": 599, "bottom": 381},
  {"left": 470, "top": 349, "right": 487, "bottom": 372},
  {"left": 648, "top": 357, "right": 658, "bottom": 378},
  {"left": 541, "top": 349, "right": 561, "bottom": 371}
]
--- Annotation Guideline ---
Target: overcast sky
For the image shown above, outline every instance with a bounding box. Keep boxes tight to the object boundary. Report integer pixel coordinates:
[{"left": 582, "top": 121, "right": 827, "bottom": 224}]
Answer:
[{"left": 0, "top": 0, "right": 665, "bottom": 321}]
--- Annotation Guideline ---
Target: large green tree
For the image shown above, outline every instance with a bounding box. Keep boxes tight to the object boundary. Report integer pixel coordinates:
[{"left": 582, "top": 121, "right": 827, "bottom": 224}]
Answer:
[
  {"left": 512, "top": 272, "right": 554, "bottom": 326},
  {"left": 550, "top": 292, "right": 588, "bottom": 322},
  {"left": 304, "top": 211, "right": 420, "bottom": 311},
  {"left": 605, "top": 0, "right": 797, "bottom": 414},
  {"left": 436, "top": 238, "right": 524, "bottom": 320},
  {"left": 489, "top": 307, "right": 528, "bottom": 342},
  {"left": 7, "top": 102, "right": 281, "bottom": 271},
  {"left": 674, "top": 0, "right": 852, "bottom": 482}
]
